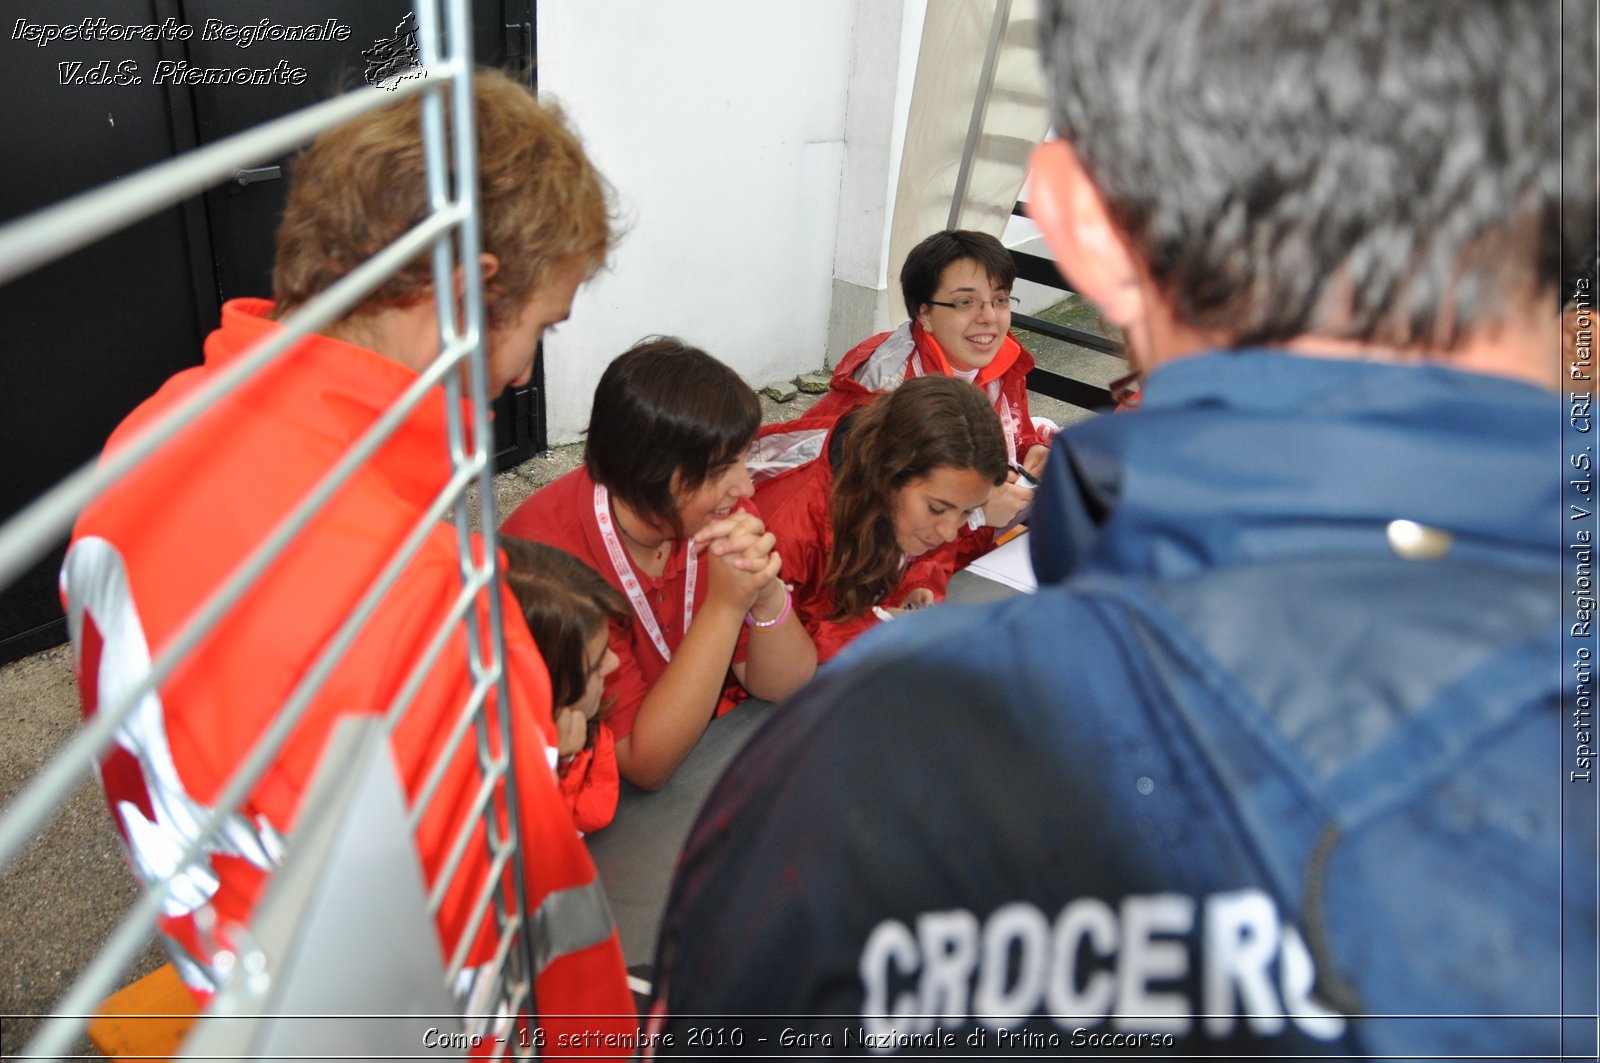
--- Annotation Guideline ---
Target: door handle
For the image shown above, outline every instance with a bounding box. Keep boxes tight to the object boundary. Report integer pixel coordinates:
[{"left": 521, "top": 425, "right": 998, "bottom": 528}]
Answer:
[{"left": 234, "top": 166, "right": 282, "bottom": 186}]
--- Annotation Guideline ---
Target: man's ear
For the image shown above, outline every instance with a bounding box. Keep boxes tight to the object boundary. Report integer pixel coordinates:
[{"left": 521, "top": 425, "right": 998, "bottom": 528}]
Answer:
[
  {"left": 449, "top": 252, "right": 501, "bottom": 298},
  {"left": 1026, "top": 140, "right": 1145, "bottom": 333}
]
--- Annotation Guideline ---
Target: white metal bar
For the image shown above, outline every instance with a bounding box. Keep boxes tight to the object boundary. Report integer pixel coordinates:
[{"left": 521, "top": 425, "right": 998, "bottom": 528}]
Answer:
[
  {"left": 413, "top": 0, "right": 542, "bottom": 1029},
  {"left": 436, "top": 0, "right": 541, "bottom": 1011},
  {"left": 427, "top": 738, "right": 509, "bottom": 912},
  {"left": 22, "top": 458, "right": 481, "bottom": 1062},
  {"left": 0, "top": 321, "right": 476, "bottom": 879},
  {"left": 415, "top": 0, "right": 501, "bottom": 775},
  {"left": 948, "top": 0, "right": 1015, "bottom": 231},
  {"left": 447, "top": 844, "right": 517, "bottom": 981},
  {"left": 0, "top": 205, "right": 465, "bottom": 597},
  {"left": 0, "top": 72, "right": 450, "bottom": 290}
]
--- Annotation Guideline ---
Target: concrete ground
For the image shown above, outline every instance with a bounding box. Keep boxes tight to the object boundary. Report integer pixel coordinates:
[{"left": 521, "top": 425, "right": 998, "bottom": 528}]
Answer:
[{"left": 0, "top": 306, "right": 1115, "bottom": 1056}]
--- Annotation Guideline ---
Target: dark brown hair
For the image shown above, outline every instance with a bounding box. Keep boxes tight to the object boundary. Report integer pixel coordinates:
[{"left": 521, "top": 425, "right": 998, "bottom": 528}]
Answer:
[
  {"left": 499, "top": 537, "right": 628, "bottom": 715},
  {"left": 584, "top": 338, "right": 761, "bottom": 536},
  {"left": 824, "top": 376, "right": 1007, "bottom": 620},
  {"left": 900, "top": 230, "right": 1018, "bottom": 321},
  {"left": 273, "top": 69, "right": 615, "bottom": 328}
]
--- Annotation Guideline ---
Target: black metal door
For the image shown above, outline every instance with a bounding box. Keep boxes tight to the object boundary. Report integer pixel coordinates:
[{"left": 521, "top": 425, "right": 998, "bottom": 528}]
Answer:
[{"left": 0, "top": 0, "right": 541, "bottom": 664}]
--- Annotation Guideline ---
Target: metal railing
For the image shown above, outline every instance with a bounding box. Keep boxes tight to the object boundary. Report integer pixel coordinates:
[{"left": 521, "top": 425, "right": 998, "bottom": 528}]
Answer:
[
  {"left": 949, "top": 0, "right": 1125, "bottom": 412},
  {"left": 0, "top": 0, "right": 534, "bottom": 1057},
  {"left": 1008, "top": 204, "right": 1126, "bottom": 410}
]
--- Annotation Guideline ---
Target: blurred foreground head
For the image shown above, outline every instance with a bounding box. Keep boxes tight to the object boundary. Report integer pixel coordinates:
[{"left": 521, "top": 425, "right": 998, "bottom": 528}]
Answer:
[
  {"left": 1034, "top": 0, "right": 1594, "bottom": 356},
  {"left": 273, "top": 69, "right": 615, "bottom": 329}
]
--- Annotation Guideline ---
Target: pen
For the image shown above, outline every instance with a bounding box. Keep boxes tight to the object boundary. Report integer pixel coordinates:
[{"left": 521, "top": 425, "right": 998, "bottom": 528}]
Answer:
[
  {"left": 1009, "top": 462, "right": 1040, "bottom": 488},
  {"left": 994, "top": 525, "right": 1027, "bottom": 547}
]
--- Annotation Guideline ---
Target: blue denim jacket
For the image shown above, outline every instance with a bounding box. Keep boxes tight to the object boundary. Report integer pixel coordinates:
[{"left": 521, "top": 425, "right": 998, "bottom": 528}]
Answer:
[{"left": 655, "top": 352, "right": 1591, "bottom": 1058}]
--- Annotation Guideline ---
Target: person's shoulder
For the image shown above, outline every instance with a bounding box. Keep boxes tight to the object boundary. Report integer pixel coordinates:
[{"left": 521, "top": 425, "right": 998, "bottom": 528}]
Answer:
[
  {"left": 527, "top": 464, "right": 591, "bottom": 506},
  {"left": 501, "top": 466, "right": 590, "bottom": 540},
  {"left": 758, "top": 464, "right": 831, "bottom": 583},
  {"left": 831, "top": 330, "right": 896, "bottom": 381},
  {"left": 98, "top": 360, "right": 222, "bottom": 460},
  {"left": 754, "top": 454, "right": 828, "bottom": 517},
  {"left": 377, "top": 527, "right": 486, "bottom": 611}
]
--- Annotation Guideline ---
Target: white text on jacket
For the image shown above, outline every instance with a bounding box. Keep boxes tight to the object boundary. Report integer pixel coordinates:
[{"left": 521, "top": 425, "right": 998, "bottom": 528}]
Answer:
[{"left": 858, "top": 889, "right": 1346, "bottom": 1042}]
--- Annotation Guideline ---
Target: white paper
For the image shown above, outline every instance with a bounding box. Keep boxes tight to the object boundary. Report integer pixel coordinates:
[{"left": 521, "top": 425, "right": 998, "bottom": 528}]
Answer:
[{"left": 963, "top": 530, "right": 1037, "bottom": 594}]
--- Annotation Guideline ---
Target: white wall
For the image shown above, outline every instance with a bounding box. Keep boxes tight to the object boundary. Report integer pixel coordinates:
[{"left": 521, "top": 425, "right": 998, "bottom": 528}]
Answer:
[
  {"left": 832, "top": 1, "right": 925, "bottom": 294},
  {"left": 826, "top": 0, "right": 926, "bottom": 361},
  {"left": 536, "top": 2, "right": 857, "bottom": 444}
]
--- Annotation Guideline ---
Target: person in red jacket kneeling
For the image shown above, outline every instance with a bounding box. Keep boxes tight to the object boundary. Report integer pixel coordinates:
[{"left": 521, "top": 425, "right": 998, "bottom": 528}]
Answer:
[
  {"left": 757, "top": 376, "right": 1008, "bottom": 663},
  {"left": 759, "top": 230, "right": 1049, "bottom": 563}
]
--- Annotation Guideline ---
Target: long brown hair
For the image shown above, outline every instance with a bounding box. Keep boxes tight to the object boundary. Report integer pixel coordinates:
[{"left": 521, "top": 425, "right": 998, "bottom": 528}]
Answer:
[
  {"left": 499, "top": 537, "right": 629, "bottom": 714},
  {"left": 823, "top": 376, "right": 1006, "bottom": 620}
]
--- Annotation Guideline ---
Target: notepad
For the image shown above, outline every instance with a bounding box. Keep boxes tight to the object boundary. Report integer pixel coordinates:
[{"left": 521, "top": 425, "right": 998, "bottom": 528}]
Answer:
[{"left": 964, "top": 529, "right": 1037, "bottom": 593}]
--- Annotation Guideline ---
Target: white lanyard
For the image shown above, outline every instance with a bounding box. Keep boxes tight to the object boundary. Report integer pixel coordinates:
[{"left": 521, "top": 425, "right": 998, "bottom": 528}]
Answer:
[
  {"left": 593, "top": 484, "right": 695, "bottom": 663},
  {"left": 990, "top": 379, "right": 1020, "bottom": 465}
]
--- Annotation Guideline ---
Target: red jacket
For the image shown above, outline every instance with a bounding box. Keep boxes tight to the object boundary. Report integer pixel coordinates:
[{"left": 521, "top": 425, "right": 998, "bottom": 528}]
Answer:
[
  {"left": 756, "top": 323, "right": 1048, "bottom": 569},
  {"left": 558, "top": 722, "right": 619, "bottom": 834},
  {"left": 62, "top": 299, "right": 632, "bottom": 1050},
  {"left": 805, "top": 322, "right": 1049, "bottom": 461},
  {"left": 755, "top": 449, "right": 958, "bottom": 664}
]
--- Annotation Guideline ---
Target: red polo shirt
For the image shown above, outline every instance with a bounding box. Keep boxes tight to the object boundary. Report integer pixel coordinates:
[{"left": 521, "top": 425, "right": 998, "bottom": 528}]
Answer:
[{"left": 501, "top": 467, "right": 751, "bottom": 739}]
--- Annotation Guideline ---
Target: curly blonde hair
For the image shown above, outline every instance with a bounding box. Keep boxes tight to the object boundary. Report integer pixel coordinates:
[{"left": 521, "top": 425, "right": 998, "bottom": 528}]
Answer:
[{"left": 273, "top": 69, "right": 615, "bottom": 328}]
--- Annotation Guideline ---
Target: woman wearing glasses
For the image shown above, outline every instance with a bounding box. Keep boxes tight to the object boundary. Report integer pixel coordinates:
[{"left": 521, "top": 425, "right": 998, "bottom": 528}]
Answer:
[{"left": 760, "top": 230, "right": 1047, "bottom": 555}]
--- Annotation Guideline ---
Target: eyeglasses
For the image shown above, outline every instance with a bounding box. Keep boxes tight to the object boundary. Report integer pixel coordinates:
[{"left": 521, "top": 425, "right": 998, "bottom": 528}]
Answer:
[{"left": 926, "top": 295, "right": 1019, "bottom": 314}]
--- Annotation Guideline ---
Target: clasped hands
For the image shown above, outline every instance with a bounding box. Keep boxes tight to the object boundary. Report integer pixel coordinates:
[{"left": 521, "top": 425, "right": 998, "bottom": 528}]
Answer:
[{"left": 693, "top": 511, "right": 786, "bottom": 618}]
